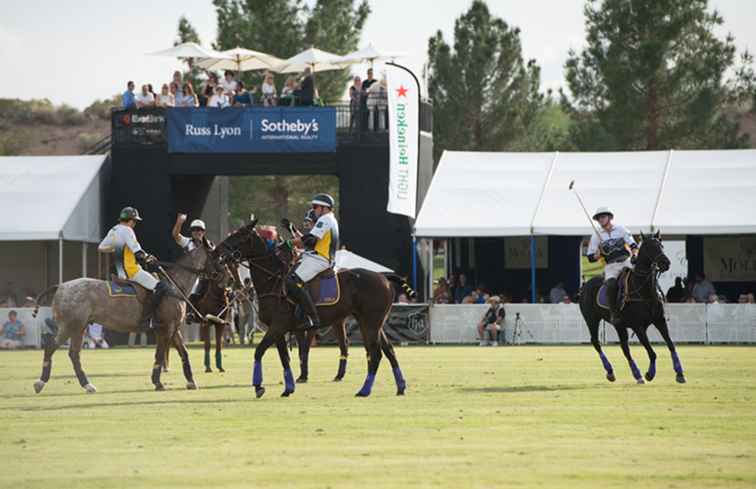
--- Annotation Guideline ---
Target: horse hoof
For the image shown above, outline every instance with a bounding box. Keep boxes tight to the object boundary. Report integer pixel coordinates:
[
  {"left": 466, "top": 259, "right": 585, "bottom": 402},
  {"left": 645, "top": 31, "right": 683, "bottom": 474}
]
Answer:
[
  {"left": 281, "top": 389, "right": 294, "bottom": 397},
  {"left": 296, "top": 377, "right": 308, "bottom": 384},
  {"left": 33, "top": 380, "right": 46, "bottom": 394},
  {"left": 204, "top": 367, "right": 212, "bottom": 373},
  {"left": 162, "top": 368, "right": 169, "bottom": 373},
  {"left": 355, "top": 390, "right": 371, "bottom": 397},
  {"left": 645, "top": 372, "right": 655, "bottom": 382},
  {"left": 676, "top": 374, "right": 687, "bottom": 384},
  {"left": 254, "top": 386, "right": 265, "bottom": 398},
  {"left": 186, "top": 382, "right": 198, "bottom": 390},
  {"left": 606, "top": 372, "right": 616, "bottom": 382},
  {"left": 84, "top": 383, "right": 97, "bottom": 394},
  {"left": 396, "top": 387, "right": 406, "bottom": 396},
  {"left": 218, "top": 368, "right": 225, "bottom": 373},
  {"left": 636, "top": 378, "right": 645, "bottom": 385},
  {"left": 155, "top": 383, "right": 165, "bottom": 391},
  {"left": 333, "top": 376, "right": 343, "bottom": 382}
]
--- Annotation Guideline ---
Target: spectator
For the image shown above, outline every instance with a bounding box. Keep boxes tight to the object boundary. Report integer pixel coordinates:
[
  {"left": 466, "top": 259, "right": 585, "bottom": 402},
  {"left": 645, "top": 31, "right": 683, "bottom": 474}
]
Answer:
[
  {"left": 666, "top": 277, "right": 687, "bottom": 303},
  {"left": 260, "top": 72, "right": 277, "bottom": 106},
  {"left": 157, "top": 83, "right": 175, "bottom": 107},
  {"left": 234, "top": 81, "right": 253, "bottom": 106},
  {"left": 478, "top": 296, "right": 505, "bottom": 346},
  {"left": 207, "top": 85, "right": 230, "bottom": 108},
  {"left": 472, "top": 285, "right": 488, "bottom": 304},
  {"left": 432, "top": 278, "right": 451, "bottom": 304},
  {"left": 738, "top": 294, "right": 749, "bottom": 304},
  {"left": 135, "top": 84, "right": 155, "bottom": 108},
  {"left": 200, "top": 72, "right": 219, "bottom": 106},
  {"left": 172, "top": 71, "right": 184, "bottom": 97},
  {"left": 366, "top": 78, "right": 388, "bottom": 130},
  {"left": 349, "top": 75, "right": 362, "bottom": 131},
  {"left": 360, "top": 68, "right": 377, "bottom": 127},
  {"left": 453, "top": 273, "right": 473, "bottom": 304},
  {"left": 692, "top": 272, "right": 716, "bottom": 303},
  {"left": 0, "top": 311, "right": 25, "bottom": 349},
  {"left": 295, "top": 67, "right": 315, "bottom": 106},
  {"left": 176, "top": 83, "right": 199, "bottom": 107},
  {"left": 147, "top": 84, "right": 157, "bottom": 101},
  {"left": 707, "top": 293, "right": 720, "bottom": 304},
  {"left": 684, "top": 296, "right": 696, "bottom": 304},
  {"left": 562, "top": 295, "right": 573, "bottom": 304},
  {"left": 747, "top": 293, "right": 755, "bottom": 304},
  {"left": 221, "top": 70, "right": 238, "bottom": 95},
  {"left": 122, "top": 81, "right": 136, "bottom": 109},
  {"left": 549, "top": 282, "right": 567, "bottom": 304},
  {"left": 279, "top": 76, "right": 297, "bottom": 106},
  {"left": 361, "top": 67, "right": 377, "bottom": 92},
  {"left": 83, "top": 323, "right": 109, "bottom": 349}
]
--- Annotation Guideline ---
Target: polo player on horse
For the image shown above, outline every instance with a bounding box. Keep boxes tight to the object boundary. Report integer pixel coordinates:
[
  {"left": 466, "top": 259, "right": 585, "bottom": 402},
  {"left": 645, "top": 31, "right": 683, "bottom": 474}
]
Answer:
[
  {"left": 97, "top": 206, "right": 169, "bottom": 331},
  {"left": 172, "top": 214, "right": 213, "bottom": 307},
  {"left": 586, "top": 207, "right": 638, "bottom": 324},
  {"left": 285, "top": 193, "right": 339, "bottom": 329}
]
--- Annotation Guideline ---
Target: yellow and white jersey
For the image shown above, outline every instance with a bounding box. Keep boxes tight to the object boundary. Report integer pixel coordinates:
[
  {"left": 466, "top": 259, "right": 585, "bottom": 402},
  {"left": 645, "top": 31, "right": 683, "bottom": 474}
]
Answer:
[
  {"left": 98, "top": 224, "right": 144, "bottom": 279},
  {"left": 309, "top": 212, "right": 339, "bottom": 264}
]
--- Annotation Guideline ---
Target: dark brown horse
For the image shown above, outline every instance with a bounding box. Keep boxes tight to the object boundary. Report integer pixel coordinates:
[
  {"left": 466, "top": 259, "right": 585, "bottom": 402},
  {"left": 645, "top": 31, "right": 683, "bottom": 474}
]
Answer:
[
  {"left": 195, "top": 276, "right": 232, "bottom": 373},
  {"left": 292, "top": 320, "right": 349, "bottom": 383},
  {"left": 214, "top": 221, "right": 408, "bottom": 398}
]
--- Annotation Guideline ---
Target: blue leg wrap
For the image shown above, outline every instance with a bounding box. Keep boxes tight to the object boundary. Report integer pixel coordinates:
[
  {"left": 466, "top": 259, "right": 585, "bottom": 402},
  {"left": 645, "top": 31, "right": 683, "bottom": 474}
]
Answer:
[
  {"left": 630, "top": 360, "right": 642, "bottom": 380},
  {"left": 647, "top": 360, "right": 656, "bottom": 378},
  {"left": 392, "top": 366, "right": 406, "bottom": 389},
  {"left": 336, "top": 358, "right": 347, "bottom": 378},
  {"left": 252, "top": 360, "right": 262, "bottom": 386},
  {"left": 672, "top": 351, "right": 683, "bottom": 374},
  {"left": 283, "top": 368, "right": 295, "bottom": 393},
  {"left": 357, "top": 373, "right": 376, "bottom": 396},
  {"left": 599, "top": 352, "right": 613, "bottom": 373}
]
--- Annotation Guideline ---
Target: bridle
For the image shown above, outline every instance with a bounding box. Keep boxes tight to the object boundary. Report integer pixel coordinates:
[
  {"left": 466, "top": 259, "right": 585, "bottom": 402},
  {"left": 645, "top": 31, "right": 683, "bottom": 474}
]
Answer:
[{"left": 627, "top": 239, "right": 668, "bottom": 301}]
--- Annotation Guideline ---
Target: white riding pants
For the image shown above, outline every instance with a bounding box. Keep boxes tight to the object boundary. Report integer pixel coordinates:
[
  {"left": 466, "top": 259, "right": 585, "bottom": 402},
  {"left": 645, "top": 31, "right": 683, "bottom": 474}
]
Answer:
[
  {"left": 604, "top": 258, "right": 633, "bottom": 280},
  {"left": 294, "top": 253, "right": 331, "bottom": 282},
  {"left": 131, "top": 268, "right": 159, "bottom": 290}
]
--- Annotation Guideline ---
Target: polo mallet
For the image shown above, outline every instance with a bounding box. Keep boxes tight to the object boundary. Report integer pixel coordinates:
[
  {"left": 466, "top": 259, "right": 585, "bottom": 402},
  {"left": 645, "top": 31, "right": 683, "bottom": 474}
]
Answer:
[
  {"left": 156, "top": 264, "right": 226, "bottom": 325},
  {"left": 568, "top": 180, "right": 603, "bottom": 243}
]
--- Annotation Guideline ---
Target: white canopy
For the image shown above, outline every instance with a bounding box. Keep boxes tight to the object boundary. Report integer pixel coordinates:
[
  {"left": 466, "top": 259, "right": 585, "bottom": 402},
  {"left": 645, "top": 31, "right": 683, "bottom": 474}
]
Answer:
[
  {"left": 146, "top": 42, "right": 229, "bottom": 60},
  {"left": 275, "top": 47, "right": 345, "bottom": 73},
  {"left": 196, "top": 47, "right": 282, "bottom": 72},
  {"left": 338, "top": 43, "right": 406, "bottom": 66},
  {"left": 414, "top": 149, "right": 756, "bottom": 237},
  {"left": 335, "top": 249, "right": 393, "bottom": 273},
  {"left": 0, "top": 155, "right": 106, "bottom": 242}
]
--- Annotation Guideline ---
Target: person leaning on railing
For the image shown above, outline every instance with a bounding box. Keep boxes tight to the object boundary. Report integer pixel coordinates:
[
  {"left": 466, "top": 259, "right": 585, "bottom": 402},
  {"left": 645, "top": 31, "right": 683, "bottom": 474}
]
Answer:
[
  {"left": 260, "top": 71, "right": 277, "bottom": 107},
  {"left": 233, "top": 81, "right": 253, "bottom": 106},
  {"left": 157, "top": 83, "right": 175, "bottom": 107},
  {"left": 175, "top": 83, "right": 199, "bottom": 107},
  {"left": 279, "top": 76, "right": 297, "bottom": 106},
  {"left": 122, "top": 81, "right": 136, "bottom": 109},
  {"left": 135, "top": 84, "right": 155, "bottom": 108}
]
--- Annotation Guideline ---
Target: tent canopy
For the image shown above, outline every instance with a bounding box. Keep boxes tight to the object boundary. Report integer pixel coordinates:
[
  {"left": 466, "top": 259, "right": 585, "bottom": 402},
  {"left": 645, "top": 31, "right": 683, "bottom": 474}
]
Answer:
[
  {"left": 0, "top": 155, "right": 106, "bottom": 242},
  {"left": 335, "top": 249, "right": 393, "bottom": 273},
  {"left": 414, "top": 149, "right": 756, "bottom": 237}
]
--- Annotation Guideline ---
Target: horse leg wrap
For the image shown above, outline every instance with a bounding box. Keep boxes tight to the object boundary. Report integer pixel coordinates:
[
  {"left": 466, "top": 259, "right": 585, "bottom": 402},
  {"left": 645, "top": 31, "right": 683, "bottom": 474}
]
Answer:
[
  {"left": 151, "top": 365, "right": 162, "bottom": 386},
  {"left": 392, "top": 367, "right": 406, "bottom": 389},
  {"left": 204, "top": 350, "right": 211, "bottom": 369},
  {"left": 215, "top": 350, "right": 223, "bottom": 370},
  {"left": 647, "top": 360, "right": 656, "bottom": 379},
  {"left": 283, "top": 368, "right": 295, "bottom": 394},
  {"left": 336, "top": 358, "right": 347, "bottom": 379},
  {"left": 252, "top": 360, "right": 263, "bottom": 387},
  {"left": 40, "top": 360, "right": 52, "bottom": 383},
  {"left": 671, "top": 351, "right": 684, "bottom": 374},
  {"left": 599, "top": 352, "right": 613, "bottom": 374},
  {"left": 630, "top": 360, "right": 642, "bottom": 381},
  {"left": 356, "top": 373, "right": 376, "bottom": 397}
]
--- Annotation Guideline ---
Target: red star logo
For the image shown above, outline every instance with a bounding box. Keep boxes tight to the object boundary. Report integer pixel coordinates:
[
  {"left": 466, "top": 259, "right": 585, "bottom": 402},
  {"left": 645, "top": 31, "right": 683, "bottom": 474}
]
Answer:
[{"left": 396, "top": 85, "right": 409, "bottom": 97}]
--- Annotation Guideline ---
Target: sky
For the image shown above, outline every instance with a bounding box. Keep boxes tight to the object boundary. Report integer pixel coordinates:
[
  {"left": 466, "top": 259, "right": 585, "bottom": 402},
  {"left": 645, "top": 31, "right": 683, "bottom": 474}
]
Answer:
[{"left": 2, "top": 0, "right": 755, "bottom": 109}]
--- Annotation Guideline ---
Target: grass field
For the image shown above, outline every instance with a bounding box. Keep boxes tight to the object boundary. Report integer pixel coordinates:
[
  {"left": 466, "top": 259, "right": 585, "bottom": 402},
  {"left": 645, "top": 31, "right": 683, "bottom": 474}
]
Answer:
[{"left": 1, "top": 345, "right": 754, "bottom": 489}]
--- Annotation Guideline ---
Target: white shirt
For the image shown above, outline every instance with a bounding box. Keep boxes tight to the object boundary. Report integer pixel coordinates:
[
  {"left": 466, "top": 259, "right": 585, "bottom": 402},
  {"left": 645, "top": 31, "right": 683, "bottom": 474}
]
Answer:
[
  {"left": 158, "top": 94, "right": 175, "bottom": 107},
  {"left": 98, "top": 224, "right": 142, "bottom": 254},
  {"left": 175, "top": 234, "right": 200, "bottom": 252},
  {"left": 586, "top": 224, "right": 637, "bottom": 262},
  {"left": 308, "top": 212, "right": 339, "bottom": 264},
  {"left": 261, "top": 82, "right": 276, "bottom": 97},
  {"left": 221, "top": 78, "right": 237, "bottom": 94},
  {"left": 208, "top": 94, "right": 230, "bottom": 108},
  {"left": 135, "top": 92, "right": 155, "bottom": 107}
]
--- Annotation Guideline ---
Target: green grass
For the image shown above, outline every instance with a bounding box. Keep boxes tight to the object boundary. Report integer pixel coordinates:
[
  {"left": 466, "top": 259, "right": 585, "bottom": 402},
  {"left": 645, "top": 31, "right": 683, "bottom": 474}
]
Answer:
[{"left": 1, "top": 345, "right": 755, "bottom": 489}]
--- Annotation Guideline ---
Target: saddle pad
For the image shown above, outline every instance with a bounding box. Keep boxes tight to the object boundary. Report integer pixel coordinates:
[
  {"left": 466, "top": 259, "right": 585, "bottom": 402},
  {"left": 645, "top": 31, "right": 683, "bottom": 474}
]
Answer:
[
  {"left": 596, "top": 272, "right": 629, "bottom": 310},
  {"left": 108, "top": 281, "right": 137, "bottom": 297},
  {"left": 310, "top": 274, "right": 340, "bottom": 306}
]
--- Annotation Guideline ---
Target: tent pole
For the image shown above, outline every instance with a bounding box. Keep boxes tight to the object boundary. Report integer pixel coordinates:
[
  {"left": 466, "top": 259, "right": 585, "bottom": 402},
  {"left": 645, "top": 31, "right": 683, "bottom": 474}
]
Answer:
[
  {"left": 82, "top": 242, "right": 87, "bottom": 278},
  {"left": 530, "top": 235, "right": 536, "bottom": 303},
  {"left": 58, "top": 238, "right": 63, "bottom": 285},
  {"left": 411, "top": 235, "right": 417, "bottom": 292},
  {"left": 427, "top": 239, "right": 433, "bottom": 303}
]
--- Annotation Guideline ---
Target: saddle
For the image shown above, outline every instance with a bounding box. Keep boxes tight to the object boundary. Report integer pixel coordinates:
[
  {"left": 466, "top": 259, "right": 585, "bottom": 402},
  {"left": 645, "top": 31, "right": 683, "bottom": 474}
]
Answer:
[
  {"left": 306, "top": 268, "right": 340, "bottom": 306},
  {"left": 109, "top": 274, "right": 150, "bottom": 303},
  {"left": 596, "top": 269, "right": 631, "bottom": 311}
]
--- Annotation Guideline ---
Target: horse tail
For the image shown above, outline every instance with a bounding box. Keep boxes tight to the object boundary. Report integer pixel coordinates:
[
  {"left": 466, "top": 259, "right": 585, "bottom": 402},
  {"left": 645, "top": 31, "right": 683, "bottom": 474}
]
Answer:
[
  {"left": 383, "top": 274, "right": 417, "bottom": 300},
  {"left": 32, "top": 286, "right": 59, "bottom": 318}
]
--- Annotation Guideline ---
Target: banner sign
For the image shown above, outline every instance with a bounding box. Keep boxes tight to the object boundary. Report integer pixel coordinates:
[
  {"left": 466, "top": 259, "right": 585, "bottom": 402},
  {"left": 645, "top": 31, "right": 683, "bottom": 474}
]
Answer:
[
  {"left": 505, "top": 236, "right": 548, "bottom": 269},
  {"left": 704, "top": 236, "right": 756, "bottom": 281},
  {"left": 386, "top": 63, "right": 420, "bottom": 218},
  {"left": 318, "top": 304, "right": 429, "bottom": 345},
  {"left": 166, "top": 107, "right": 336, "bottom": 153},
  {"left": 112, "top": 109, "right": 166, "bottom": 146}
]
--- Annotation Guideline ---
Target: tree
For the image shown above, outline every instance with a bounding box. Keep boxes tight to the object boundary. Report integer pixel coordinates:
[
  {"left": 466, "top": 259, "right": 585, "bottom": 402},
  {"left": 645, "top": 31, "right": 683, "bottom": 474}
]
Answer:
[
  {"left": 564, "top": 0, "right": 755, "bottom": 151},
  {"left": 212, "top": 0, "right": 369, "bottom": 103},
  {"left": 174, "top": 16, "right": 203, "bottom": 86},
  {"left": 426, "top": 0, "right": 543, "bottom": 162}
]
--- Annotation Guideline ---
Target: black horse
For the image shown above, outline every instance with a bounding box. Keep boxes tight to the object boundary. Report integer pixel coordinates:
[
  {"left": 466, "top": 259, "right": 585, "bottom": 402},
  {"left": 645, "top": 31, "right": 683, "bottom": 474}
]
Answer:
[
  {"left": 214, "top": 221, "right": 408, "bottom": 398},
  {"left": 579, "top": 231, "right": 686, "bottom": 384}
]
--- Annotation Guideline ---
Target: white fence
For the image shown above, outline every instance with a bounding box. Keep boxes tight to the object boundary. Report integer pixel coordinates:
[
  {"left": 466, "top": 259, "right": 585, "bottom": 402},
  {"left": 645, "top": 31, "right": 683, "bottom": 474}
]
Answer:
[{"left": 429, "top": 304, "right": 756, "bottom": 345}]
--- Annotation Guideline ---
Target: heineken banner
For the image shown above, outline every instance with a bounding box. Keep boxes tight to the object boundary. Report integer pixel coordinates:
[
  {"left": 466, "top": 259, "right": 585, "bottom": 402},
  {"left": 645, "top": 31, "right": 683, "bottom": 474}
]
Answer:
[
  {"left": 386, "top": 63, "right": 420, "bottom": 218},
  {"left": 318, "top": 304, "right": 429, "bottom": 345},
  {"left": 166, "top": 107, "right": 336, "bottom": 153}
]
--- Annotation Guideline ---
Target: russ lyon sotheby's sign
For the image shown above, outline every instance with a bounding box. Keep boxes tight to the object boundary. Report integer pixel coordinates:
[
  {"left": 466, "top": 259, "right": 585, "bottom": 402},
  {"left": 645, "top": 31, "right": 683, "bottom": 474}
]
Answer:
[{"left": 166, "top": 107, "right": 336, "bottom": 153}]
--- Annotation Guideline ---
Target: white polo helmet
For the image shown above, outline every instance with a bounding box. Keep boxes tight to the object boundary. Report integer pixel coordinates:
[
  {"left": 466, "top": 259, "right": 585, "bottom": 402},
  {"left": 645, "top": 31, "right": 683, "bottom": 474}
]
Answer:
[
  {"left": 592, "top": 207, "right": 614, "bottom": 221},
  {"left": 190, "top": 219, "right": 206, "bottom": 230}
]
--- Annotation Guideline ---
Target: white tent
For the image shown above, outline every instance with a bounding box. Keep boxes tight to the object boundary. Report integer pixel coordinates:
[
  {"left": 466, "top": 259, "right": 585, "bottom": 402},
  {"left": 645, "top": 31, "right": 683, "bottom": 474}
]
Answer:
[
  {"left": 335, "top": 249, "right": 393, "bottom": 273},
  {"left": 0, "top": 155, "right": 106, "bottom": 242},
  {"left": 415, "top": 149, "right": 756, "bottom": 237}
]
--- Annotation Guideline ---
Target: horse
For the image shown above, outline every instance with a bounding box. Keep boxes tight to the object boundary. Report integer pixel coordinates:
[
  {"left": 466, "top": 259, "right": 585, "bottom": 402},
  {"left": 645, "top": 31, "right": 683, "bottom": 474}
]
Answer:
[
  {"left": 214, "top": 221, "right": 409, "bottom": 398},
  {"left": 194, "top": 263, "right": 241, "bottom": 373},
  {"left": 292, "top": 319, "right": 350, "bottom": 383},
  {"left": 579, "top": 231, "right": 686, "bottom": 384},
  {"left": 32, "top": 243, "right": 221, "bottom": 393}
]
